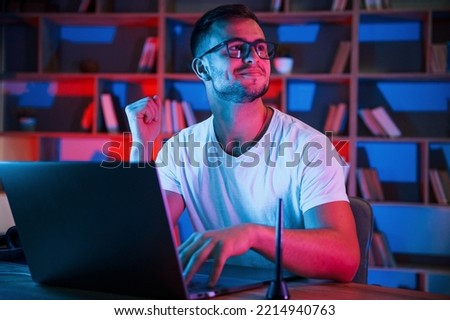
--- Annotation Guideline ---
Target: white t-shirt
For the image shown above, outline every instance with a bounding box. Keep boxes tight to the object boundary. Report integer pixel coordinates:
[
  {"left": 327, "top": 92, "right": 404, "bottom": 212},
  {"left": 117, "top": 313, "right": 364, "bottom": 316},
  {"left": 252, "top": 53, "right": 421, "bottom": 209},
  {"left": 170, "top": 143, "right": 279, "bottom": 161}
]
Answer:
[{"left": 156, "top": 107, "right": 348, "bottom": 267}]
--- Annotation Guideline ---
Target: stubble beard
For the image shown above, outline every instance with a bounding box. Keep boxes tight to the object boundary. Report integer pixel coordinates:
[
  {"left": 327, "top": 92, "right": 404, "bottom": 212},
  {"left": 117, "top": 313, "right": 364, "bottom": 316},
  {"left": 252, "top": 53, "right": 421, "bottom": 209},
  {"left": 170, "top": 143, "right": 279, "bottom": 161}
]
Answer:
[{"left": 211, "top": 75, "right": 270, "bottom": 103}]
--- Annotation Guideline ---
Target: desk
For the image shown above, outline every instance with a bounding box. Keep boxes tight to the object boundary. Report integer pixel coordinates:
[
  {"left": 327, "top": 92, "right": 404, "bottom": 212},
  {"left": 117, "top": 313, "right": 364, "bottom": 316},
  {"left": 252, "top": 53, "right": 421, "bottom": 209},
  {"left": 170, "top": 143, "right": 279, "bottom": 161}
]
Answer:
[
  {"left": 218, "top": 281, "right": 449, "bottom": 300},
  {"left": 0, "top": 262, "right": 448, "bottom": 300}
]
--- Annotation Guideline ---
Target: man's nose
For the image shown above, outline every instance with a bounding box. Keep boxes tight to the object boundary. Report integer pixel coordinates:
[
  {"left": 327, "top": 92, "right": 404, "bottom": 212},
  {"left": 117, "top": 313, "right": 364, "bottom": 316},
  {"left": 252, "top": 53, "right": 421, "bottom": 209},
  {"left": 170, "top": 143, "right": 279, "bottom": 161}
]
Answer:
[{"left": 243, "top": 45, "right": 259, "bottom": 63}]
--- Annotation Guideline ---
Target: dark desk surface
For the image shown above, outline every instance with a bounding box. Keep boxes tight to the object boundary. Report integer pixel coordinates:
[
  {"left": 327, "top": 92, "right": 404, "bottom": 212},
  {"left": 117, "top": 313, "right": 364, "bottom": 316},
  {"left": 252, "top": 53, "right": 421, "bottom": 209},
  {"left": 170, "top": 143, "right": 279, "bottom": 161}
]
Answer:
[
  {"left": 216, "top": 280, "right": 449, "bottom": 300},
  {"left": 1, "top": 262, "right": 448, "bottom": 300}
]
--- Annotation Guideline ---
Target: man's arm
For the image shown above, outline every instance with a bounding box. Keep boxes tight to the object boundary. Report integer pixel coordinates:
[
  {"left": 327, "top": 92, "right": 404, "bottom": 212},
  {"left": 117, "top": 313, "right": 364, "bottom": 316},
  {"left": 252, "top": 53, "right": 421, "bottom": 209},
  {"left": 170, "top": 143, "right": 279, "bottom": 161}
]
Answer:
[
  {"left": 253, "top": 200, "right": 360, "bottom": 282},
  {"left": 179, "top": 200, "right": 360, "bottom": 287},
  {"left": 164, "top": 190, "right": 186, "bottom": 227}
]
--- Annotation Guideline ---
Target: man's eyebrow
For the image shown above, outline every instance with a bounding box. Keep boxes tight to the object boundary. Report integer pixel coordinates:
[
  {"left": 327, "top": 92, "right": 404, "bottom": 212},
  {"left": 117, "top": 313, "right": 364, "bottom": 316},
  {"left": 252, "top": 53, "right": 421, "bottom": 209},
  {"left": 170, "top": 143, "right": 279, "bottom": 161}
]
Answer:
[{"left": 227, "top": 37, "right": 267, "bottom": 42}]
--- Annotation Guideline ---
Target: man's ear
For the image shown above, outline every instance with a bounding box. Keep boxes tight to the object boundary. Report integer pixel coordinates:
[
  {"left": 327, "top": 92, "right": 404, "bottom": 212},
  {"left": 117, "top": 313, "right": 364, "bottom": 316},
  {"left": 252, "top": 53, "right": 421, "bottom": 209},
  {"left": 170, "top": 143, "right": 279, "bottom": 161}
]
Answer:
[{"left": 191, "top": 58, "right": 211, "bottom": 81}]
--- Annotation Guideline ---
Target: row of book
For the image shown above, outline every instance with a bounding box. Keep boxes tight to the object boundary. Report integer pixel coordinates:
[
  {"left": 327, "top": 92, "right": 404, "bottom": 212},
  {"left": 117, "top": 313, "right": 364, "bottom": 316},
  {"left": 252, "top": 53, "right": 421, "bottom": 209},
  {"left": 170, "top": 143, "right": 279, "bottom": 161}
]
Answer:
[
  {"left": 429, "top": 169, "right": 450, "bottom": 205},
  {"left": 357, "top": 166, "right": 450, "bottom": 205},
  {"left": 324, "top": 104, "right": 402, "bottom": 138},
  {"left": 97, "top": 93, "right": 197, "bottom": 135},
  {"left": 161, "top": 99, "right": 196, "bottom": 134},
  {"left": 359, "top": 106, "right": 402, "bottom": 138}
]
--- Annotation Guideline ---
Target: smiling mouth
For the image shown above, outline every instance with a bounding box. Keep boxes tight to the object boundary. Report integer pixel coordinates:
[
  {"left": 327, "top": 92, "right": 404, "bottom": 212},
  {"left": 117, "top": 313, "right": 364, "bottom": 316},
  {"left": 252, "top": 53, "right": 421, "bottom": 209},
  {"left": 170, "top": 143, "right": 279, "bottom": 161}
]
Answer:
[{"left": 238, "top": 69, "right": 264, "bottom": 77}]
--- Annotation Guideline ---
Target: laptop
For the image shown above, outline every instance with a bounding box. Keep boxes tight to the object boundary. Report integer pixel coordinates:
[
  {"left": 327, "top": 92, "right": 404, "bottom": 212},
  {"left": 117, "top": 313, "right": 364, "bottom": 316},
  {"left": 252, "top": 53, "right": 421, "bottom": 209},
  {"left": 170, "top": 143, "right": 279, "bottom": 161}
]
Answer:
[{"left": 0, "top": 161, "right": 278, "bottom": 299}]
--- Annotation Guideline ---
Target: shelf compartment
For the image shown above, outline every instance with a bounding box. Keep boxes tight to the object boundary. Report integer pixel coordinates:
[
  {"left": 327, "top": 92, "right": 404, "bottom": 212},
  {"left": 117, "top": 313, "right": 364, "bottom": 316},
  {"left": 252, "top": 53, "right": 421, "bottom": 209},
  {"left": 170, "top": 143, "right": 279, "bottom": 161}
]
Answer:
[
  {"left": 264, "top": 21, "right": 352, "bottom": 74},
  {"left": 428, "top": 142, "right": 450, "bottom": 205},
  {"left": 357, "top": 141, "right": 422, "bottom": 202},
  {"left": 164, "top": 79, "right": 211, "bottom": 123},
  {"left": 2, "top": 77, "right": 94, "bottom": 133},
  {"left": 165, "top": 15, "right": 352, "bottom": 75},
  {"left": 432, "top": 11, "right": 450, "bottom": 43},
  {"left": 358, "top": 79, "right": 450, "bottom": 138},
  {"left": 359, "top": 14, "right": 426, "bottom": 73},
  {"left": 98, "top": 0, "right": 158, "bottom": 13},
  {"left": 1, "top": 16, "right": 39, "bottom": 73},
  {"left": 40, "top": 134, "right": 132, "bottom": 162},
  {"left": 165, "top": 19, "right": 194, "bottom": 74},
  {"left": 290, "top": 0, "right": 351, "bottom": 12},
  {"left": 286, "top": 79, "right": 350, "bottom": 134},
  {"left": 369, "top": 0, "right": 450, "bottom": 11},
  {"left": 97, "top": 77, "right": 158, "bottom": 133},
  {"left": 165, "top": 0, "right": 273, "bottom": 14},
  {"left": 41, "top": 16, "right": 159, "bottom": 73},
  {"left": 2, "top": 0, "right": 84, "bottom": 13},
  {"left": 0, "top": 135, "right": 40, "bottom": 161}
]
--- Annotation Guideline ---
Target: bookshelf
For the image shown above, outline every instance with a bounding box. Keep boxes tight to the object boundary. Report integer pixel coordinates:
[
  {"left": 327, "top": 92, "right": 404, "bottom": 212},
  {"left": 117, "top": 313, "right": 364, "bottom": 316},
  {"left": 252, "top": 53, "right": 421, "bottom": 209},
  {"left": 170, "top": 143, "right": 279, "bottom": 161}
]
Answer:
[{"left": 1, "top": 0, "right": 449, "bottom": 206}]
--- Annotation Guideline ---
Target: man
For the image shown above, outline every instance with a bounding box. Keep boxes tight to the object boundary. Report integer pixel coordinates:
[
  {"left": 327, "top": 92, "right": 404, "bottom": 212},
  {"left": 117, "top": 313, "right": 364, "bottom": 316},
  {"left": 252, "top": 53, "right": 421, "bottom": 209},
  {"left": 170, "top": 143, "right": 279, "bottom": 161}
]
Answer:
[{"left": 125, "top": 4, "right": 359, "bottom": 287}]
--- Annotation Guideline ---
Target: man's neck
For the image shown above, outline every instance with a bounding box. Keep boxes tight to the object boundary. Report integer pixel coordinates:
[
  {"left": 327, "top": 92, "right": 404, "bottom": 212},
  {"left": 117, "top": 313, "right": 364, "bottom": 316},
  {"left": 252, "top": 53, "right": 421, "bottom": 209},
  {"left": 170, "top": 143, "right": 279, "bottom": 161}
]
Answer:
[{"left": 212, "top": 100, "right": 271, "bottom": 155}]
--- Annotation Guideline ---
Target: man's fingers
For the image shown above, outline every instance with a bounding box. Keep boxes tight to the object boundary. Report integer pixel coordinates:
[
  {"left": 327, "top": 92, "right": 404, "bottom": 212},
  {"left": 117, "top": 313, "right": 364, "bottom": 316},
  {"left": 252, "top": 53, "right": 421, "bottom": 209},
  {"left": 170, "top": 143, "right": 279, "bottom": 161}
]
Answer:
[
  {"left": 151, "top": 95, "right": 161, "bottom": 121},
  {"left": 208, "top": 244, "right": 227, "bottom": 287},
  {"left": 125, "top": 96, "right": 160, "bottom": 123},
  {"left": 179, "top": 233, "right": 205, "bottom": 267},
  {"left": 183, "top": 239, "right": 215, "bottom": 285}
]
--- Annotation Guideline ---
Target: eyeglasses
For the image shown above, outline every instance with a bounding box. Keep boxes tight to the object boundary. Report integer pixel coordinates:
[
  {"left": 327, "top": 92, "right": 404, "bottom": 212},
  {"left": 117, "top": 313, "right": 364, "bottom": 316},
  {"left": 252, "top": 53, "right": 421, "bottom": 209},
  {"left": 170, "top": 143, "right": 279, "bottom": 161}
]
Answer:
[{"left": 197, "top": 38, "right": 277, "bottom": 60}]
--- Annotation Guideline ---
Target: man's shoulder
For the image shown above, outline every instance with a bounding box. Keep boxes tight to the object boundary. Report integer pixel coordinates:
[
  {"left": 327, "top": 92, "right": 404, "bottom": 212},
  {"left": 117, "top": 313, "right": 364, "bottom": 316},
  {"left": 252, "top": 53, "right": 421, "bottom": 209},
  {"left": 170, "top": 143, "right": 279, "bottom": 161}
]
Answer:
[{"left": 272, "top": 108, "right": 326, "bottom": 141}]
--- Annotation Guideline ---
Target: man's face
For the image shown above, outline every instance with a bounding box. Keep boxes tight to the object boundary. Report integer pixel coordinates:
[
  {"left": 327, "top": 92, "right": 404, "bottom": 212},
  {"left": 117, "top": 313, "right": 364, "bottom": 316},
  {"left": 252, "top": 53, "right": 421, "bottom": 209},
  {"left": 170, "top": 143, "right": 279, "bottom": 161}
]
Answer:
[{"left": 201, "top": 18, "right": 271, "bottom": 103}]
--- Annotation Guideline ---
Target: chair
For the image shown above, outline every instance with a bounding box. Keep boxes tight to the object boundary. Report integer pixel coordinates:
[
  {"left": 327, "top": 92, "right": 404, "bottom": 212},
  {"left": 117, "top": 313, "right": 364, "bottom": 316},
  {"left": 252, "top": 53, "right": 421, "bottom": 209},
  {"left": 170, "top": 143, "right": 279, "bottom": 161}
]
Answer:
[{"left": 348, "top": 196, "right": 374, "bottom": 284}]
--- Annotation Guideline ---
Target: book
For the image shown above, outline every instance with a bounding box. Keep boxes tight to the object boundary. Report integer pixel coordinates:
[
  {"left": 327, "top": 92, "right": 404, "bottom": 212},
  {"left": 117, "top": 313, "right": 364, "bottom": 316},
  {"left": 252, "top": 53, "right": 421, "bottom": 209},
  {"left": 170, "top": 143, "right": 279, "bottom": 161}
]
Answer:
[
  {"left": 78, "top": 0, "right": 93, "bottom": 12},
  {"left": 330, "top": 41, "right": 351, "bottom": 73},
  {"left": 359, "top": 108, "right": 387, "bottom": 137},
  {"left": 323, "top": 102, "right": 346, "bottom": 134},
  {"left": 137, "top": 37, "right": 158, "bottom": 73},
  {"left": 370, "top": 106, "right": 401, "bottom": 138},
  {"left": 80, "top": 101, "right": 94, "bottom": 132},
  {"left": 163, "top": 99, "right": 173, "bottom": 133},
  {"left": 437, "top": 170, "right": 450, "bottom": 204},
  {"left": 429, "top": 169, "right": 446, "bottom": 204},
  {"left": 430, "top": 44, "right": 447, "bottom": 74},
  {"left": 370, "top": 231, "right": 396, "bottom": 267},
  {"left": 368, "top": 168, "right": 384, "bottom": 201},
  {"left": 430, "top": 169, "right": 450, "bottom": 205},
  {"left": 323, "top": 104, "right": 337, "bottom": 133},
  {"left": 100, "top": 93, "right": 119, "bottom": 133},
  {"left": 331, "top": 102, "right": 347, "bottom": 134},
  {"left": 331, "top": 0, "right": 348, "bottom": 12},
  {"left": 170, "top": 100, "right": 187, "bottom": 132},
  {"left": 181, "top": 100, "right": 197, "bottom": 127},
  {"left": 271, "top": 0, "right": 282, "bottom": 12},
  {"left": 357, "top": 168, "right": 384, "bottom": 201},
  {"left": 175, "top": 101, "right": 187, "bottom": 131},
  {"left": 364, "top": 0, "right": 382, "bottom": 10},
  {"left": 357, "top": 168, "right": 373, "bottom": 201}
]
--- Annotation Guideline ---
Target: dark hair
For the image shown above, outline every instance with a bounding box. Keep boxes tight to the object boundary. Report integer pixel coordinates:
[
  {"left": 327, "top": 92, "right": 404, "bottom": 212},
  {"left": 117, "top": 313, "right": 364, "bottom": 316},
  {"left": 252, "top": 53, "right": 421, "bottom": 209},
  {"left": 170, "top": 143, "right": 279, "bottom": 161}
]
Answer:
[{"left": 190, "top": 4, "right": 261, "bottom": 58}]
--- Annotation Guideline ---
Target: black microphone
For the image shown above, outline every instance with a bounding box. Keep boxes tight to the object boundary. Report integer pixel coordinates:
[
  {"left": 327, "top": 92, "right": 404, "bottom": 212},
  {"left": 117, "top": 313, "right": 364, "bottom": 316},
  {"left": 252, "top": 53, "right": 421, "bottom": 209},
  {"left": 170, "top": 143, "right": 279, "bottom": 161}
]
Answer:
[{"left": 266, "top": 198, "right": 290, "bottom": 300}]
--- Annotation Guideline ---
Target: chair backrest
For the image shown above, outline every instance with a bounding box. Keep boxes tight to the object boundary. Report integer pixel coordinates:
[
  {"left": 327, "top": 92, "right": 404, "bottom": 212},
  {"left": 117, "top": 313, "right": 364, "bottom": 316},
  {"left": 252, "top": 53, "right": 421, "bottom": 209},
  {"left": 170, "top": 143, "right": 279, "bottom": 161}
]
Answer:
[{"left": 348, "top": 196, "right": 374, "bottom": 284}]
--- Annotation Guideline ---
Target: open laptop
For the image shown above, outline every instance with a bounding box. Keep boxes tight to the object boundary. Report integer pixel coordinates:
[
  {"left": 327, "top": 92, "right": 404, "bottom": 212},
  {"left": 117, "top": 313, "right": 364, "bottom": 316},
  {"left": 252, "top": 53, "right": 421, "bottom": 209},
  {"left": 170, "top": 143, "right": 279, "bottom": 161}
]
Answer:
[{"left": 0, "top": 161, "right": 279, "bottom": 299}]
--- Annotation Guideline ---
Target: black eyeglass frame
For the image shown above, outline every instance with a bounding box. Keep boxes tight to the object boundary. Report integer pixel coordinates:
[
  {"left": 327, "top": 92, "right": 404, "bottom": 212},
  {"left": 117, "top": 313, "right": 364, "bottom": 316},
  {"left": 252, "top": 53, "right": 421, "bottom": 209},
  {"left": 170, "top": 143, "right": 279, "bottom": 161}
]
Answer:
[{"left": 197, "top": 38, "right": 278, "bottom": 60}]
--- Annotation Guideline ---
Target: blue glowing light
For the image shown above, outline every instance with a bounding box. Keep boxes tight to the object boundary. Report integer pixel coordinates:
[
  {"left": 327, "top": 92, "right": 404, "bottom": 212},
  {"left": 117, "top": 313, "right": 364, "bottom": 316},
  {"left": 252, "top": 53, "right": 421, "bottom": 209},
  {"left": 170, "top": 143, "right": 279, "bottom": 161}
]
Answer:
[
  {"left": 61, "top": 26, "right": 116, "bottom": 43},
  {"left": 359, "top": 22, "right": 420, "bottom": 42},
  {"left": 359, "top": 142, "right": 417, "bottom": 182},
  {"left": 278, "top": 24, "right": 320, "bottom": 43},
  {"left": 288, "top": 82, "right": 316, "bottom": 111}
]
